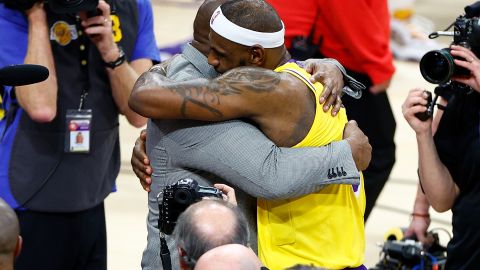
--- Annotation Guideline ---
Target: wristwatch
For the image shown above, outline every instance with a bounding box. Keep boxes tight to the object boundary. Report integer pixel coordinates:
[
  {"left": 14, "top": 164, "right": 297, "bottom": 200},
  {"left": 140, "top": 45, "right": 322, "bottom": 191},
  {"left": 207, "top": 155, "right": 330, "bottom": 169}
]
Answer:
[{"left": 104, "top": 46, "right": 126, "bottom": 69}]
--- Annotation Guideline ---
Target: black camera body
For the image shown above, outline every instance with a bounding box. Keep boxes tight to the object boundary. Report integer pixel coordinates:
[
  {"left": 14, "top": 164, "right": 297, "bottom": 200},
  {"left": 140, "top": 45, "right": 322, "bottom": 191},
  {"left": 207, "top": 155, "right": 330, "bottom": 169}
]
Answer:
[
  {"left": 1, "top": 0, "right": 99, "bottom": 14},
  {"left": 414, "top": 90, "right": 434, "bottom": 121},
  {"left": 371, "top": 229, "right": 447, "bottom": 270},
  {"left": 159, "top": 178, "right": 223, "bottom": 235},
  {"left": 419, "top": 2, "right": 480, "bottom": 84}
]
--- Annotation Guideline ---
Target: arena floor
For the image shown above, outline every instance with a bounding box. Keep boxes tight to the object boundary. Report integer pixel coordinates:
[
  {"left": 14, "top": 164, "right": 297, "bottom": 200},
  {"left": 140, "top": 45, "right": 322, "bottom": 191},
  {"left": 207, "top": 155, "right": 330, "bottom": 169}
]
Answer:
[{"left": 105, "top": 0, "right": 473, "bottom": 268}]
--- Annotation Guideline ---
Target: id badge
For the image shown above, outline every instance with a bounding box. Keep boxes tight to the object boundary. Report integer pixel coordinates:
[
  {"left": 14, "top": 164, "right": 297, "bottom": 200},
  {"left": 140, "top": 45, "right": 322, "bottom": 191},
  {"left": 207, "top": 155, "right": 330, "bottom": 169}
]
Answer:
[{"left": 65, "top": 109, "right": 92, "bottom": 153}]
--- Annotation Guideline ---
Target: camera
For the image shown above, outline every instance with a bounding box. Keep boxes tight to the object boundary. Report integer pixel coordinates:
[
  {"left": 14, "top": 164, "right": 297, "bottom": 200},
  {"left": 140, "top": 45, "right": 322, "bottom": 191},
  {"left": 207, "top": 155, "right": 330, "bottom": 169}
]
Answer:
[
  {"left": 371, "top": 228, "right": 447, "bottom": 270},
  {"left": 1, "top": 0, "right": 98, "bottom": 14},
  {"left": 419, "top": 1, "right": 480, "bottom": 84},
  {"left": 159, "top": 178, "right": 223, "bottom": 235},
  {"left": 414, "top": 90, "right": 434, "bottom": 121}
]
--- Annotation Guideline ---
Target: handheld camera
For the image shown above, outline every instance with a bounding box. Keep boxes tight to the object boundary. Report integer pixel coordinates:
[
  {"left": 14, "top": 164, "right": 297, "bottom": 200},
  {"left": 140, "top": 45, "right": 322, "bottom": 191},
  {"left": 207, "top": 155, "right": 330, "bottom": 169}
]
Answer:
[
  {"left": 419, "top": 1, "right": 480, "bottom": 85},
  {"left": 1, "top": 0, "right": 99, "bottom": 14},
  {"left": 158, "top": 178, "right": 223, "bottom": 235},
  {"left": 371, "top": 227, "right": 448, "bottom": 270}
]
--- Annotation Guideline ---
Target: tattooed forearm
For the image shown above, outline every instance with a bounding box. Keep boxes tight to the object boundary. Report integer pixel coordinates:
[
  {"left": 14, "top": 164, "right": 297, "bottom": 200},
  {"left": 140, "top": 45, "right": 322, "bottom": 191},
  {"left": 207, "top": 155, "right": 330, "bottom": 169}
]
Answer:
[
  {"left": 133, "top": 70, "right": 174, "bottom": 92},
  {"left": 218, "top": 67, "right": 281, "bottom": 93},
  {"left": 177, "top": 87, "right": 223, "bottom": 118},
  {"left": 164, "top": 67, "right": 281, "bottom": 118},
  {"left": 130, "top": 66, "right": 283, "bottom": 120}
]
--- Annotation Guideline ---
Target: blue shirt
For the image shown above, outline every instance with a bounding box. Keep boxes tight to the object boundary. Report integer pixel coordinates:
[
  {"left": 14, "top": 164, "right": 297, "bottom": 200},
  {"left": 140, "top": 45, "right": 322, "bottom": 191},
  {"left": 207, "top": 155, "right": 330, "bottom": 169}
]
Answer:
[{"left": 0, "top": 0, "right": 160, "bottom": 210}]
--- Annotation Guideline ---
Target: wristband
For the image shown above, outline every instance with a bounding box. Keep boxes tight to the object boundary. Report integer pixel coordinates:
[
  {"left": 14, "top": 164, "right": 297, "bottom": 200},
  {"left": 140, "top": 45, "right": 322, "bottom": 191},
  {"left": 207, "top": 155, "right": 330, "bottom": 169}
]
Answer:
[
  {"left": 104, "top": 46, "right": 126, "bottom": 69},
  {"left": 411, "top": 212, "right": 430, "bottom": 219}
]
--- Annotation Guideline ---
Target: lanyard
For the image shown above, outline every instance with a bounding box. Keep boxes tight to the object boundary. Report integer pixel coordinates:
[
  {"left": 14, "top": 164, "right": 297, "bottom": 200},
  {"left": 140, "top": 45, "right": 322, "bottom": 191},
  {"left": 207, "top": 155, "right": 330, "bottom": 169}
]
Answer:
[{"left": 75, "top": 15, "right": 90, "bottom": 110}]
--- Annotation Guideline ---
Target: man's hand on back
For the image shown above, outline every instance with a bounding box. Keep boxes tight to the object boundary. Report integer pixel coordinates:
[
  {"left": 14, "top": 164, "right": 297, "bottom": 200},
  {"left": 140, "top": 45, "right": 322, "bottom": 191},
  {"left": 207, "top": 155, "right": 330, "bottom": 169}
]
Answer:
[
  {"left": 343, "top": 120, "right": 371, "bottom": 171},
  {"left": 303, "top": 59, "right": 344, "bottom": 116},
  {"left": 131, "top": 129, "right": 152, "bottom": 192}
]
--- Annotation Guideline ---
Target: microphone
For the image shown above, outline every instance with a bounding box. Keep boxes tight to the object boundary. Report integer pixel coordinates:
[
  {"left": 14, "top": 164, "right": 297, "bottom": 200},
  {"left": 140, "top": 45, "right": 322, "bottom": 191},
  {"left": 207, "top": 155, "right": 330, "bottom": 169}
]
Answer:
[{"left": 0, "top": 64, "right": 49, "bottom": 86}]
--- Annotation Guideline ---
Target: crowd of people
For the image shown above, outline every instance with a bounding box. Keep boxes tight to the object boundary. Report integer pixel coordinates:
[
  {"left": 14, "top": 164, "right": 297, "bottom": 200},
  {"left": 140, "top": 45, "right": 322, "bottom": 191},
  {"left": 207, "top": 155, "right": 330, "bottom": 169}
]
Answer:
[{"left": 1, "top": 0, "right": 479, "bottom": 269}]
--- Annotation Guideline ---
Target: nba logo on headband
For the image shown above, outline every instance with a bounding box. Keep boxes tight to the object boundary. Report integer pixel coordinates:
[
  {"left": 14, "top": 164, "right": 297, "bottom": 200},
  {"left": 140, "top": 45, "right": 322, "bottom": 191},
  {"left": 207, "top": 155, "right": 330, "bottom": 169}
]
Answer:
[{"left": 211, "top": 10, "right": 221, "bottom": 25}]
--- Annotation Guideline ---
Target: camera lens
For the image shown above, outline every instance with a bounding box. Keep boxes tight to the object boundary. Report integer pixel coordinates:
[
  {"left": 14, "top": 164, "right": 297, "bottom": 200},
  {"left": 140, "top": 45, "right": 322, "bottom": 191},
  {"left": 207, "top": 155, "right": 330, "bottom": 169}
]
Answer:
[
  {"left": 174, "top": 189, "right": 193, "bottom": 205},
  {"left": 49, "top": 0, "right": 99, "bottom": 14},
  {"left": 419, "top": 49, "right": 455, "bottom": 84}
]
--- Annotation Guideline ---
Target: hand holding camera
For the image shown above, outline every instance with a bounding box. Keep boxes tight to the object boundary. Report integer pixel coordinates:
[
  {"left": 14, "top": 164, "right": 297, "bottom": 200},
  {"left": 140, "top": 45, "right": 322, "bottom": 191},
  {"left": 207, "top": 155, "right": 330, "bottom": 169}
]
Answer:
[
  {"left": 419, "top": 1, "right": 480, "bottom": 87},
  {"left": 159, "top": 178, "right": 225, "bottom": 235},
  {"left": 449, "top": 45, "right": 480, "bottom": 92},
  {"left": 402, "top": 89, "right": 434, "bottom": 134},
  {"left": 213, "top": 183, "right": 238, "bottom": 205},
  {"left": 414, "top": 90, "right": 433, "bottom": 121},
  {"left": 3, "top": 0, "right": 117, "bottom": 64},
  {"left": 77, "top": 0, "right": 120, "bottom": 64},
  {"left": 2, "top": 0, "right": 99, "bottom": 13}
]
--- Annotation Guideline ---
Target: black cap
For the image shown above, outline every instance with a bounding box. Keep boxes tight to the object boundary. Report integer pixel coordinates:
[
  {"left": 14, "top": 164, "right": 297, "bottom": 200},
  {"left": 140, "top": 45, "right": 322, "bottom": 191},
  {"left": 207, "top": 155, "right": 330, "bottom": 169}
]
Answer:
[{"left": 49, "top": 0, "right": 99, "bottom": 14}]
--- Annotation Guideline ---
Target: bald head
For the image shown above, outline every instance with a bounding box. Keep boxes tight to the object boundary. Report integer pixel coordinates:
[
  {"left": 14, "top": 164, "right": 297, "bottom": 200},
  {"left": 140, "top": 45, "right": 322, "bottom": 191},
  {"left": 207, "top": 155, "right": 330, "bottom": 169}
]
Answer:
[
  {"left": 192, "top": 201, "right": 237, "bottom": 244},
  {"left": 0, "top": 198, "right": 19, "bottom": 256},
  {"left": 192, "top": 0, "right": 230, "bottom": 55},
  {"left": 194, "top": 244, "right": 263, "bottom": 270},
  {"left": 174, "top": 199, "right": 249, "bottom": 263}
]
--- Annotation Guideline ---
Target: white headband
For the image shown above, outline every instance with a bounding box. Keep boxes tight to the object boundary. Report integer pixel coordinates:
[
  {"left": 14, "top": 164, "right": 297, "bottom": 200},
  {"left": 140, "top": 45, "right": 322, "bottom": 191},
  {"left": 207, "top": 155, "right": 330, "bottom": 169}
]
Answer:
[{"left": 209, "top": 6, "right": 285, "bottom": 48}]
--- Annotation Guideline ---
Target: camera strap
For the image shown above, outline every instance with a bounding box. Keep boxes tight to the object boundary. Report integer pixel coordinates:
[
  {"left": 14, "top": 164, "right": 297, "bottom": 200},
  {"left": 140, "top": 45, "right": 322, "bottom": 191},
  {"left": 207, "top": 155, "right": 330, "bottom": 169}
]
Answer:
[
  {"left": 159, "top": 232, "right": 172, "bottom": 270},
  {"left": 157, "top": 191, "right": 172, "bottom": 270}
]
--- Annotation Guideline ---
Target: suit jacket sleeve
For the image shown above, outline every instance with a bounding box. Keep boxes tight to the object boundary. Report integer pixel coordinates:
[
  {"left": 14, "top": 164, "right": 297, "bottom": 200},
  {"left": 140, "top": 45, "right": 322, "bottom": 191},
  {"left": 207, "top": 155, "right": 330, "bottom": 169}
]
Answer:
[{"left": 165, "top": 121, "right": 360, "bottom": 200}]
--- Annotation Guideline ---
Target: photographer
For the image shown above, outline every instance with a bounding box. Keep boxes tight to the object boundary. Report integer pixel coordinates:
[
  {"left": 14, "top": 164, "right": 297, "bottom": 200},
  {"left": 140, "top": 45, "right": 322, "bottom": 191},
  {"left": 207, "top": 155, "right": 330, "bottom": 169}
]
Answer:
[
  {"left": 402, "top": 44, "right": 480, "bottom": 269},
  {"left": 0, "top": 0, "right": 159, "bottom": 269},
  {"left": 174, "top": 198, "right": 249, "bottom": 270}
]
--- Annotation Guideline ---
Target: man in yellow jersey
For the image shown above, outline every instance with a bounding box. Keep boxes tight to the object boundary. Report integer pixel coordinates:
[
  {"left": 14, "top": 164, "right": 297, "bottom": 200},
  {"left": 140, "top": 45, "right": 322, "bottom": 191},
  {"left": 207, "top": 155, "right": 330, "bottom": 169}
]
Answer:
[{"left": 129, "top": 0, "right": 366, "bottom": 269}]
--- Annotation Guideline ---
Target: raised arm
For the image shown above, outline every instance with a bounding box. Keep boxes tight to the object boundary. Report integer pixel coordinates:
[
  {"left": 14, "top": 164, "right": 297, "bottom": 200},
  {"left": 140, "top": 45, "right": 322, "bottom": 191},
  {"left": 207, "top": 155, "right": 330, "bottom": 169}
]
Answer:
[
  {"left": 402, "top": 89, "right": 459, "bottom": 212},
  {"left": 129, "top": 66, "right": 287, "bottom": 121},
  {"left": 15, "top": 3, "right": 58, "bottom": 122},
  {"left": 82, "top": 0, "right": 157, "bottom": 127}
]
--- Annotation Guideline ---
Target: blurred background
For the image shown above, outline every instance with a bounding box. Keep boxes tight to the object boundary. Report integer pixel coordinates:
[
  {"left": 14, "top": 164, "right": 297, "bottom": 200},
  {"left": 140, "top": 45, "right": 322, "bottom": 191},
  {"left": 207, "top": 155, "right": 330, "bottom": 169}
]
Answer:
[{"left": 105, "top": 0, "right": 473, "bottom": 269}]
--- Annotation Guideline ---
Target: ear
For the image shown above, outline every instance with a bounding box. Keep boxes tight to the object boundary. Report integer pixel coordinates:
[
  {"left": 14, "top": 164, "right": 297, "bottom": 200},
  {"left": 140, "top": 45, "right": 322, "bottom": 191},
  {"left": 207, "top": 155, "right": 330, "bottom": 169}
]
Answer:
[
  {"left": 249, "top": 45, "right": 265, "bottom": 66},
  {"left": 178, "top": 247, "right": 190, "bottom": 270},
  {"left": 14, "top": 235, "right": 22, "bottom": 257},
  {"left": 178, "top": 247, "right": 186, "bottom": 257},
  {"left": 178, "top": 247, "right": 197, "bottom": 270}
]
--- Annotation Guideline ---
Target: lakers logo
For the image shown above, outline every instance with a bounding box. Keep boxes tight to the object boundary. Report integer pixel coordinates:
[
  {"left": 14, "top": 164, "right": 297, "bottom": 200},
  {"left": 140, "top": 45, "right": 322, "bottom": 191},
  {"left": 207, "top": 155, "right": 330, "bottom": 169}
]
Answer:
[{"left": 50, "top": 21, "right": 78, "bottom": 46}]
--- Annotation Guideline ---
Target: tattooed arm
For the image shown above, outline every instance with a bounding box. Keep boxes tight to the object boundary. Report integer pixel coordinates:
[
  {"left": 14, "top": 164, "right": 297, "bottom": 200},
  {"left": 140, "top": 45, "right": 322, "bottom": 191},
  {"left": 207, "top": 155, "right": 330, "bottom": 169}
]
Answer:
[{"left": 129, "top": 66, "right": 286, "bottom": 121}]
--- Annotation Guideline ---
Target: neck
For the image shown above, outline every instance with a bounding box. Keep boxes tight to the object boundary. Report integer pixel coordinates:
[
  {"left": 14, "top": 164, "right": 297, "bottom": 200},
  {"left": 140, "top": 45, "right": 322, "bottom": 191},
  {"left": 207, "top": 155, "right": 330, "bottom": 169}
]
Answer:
[
  {"left": 265, "top": 47, "right": 291, "bottom": 69},
  {"left": 0, "top": 257, "right": 14, "bottom": 270},
  {"left": 276, "top": 48, "right": 292, "bottom": 67}
]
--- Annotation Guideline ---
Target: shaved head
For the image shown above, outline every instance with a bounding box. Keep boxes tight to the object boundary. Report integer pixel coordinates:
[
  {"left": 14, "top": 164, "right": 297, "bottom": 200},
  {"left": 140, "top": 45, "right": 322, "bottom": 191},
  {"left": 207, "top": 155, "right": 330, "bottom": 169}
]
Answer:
[
  {"left": 0, "top": 198, "right": 18, "bottom": 256},
  {"left": 194, "top": 244, "right": 263, "bottom": 270},
  {"left": 192, "top": 0, "right": 230, "bottom": 55}
]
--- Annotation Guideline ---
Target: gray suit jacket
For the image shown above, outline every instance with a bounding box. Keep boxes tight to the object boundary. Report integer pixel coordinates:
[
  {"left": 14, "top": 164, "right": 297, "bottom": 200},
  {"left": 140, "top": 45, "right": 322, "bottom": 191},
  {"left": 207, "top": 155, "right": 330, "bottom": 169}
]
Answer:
[{"left": 141, "top": 44, "right": 360, "bottom": 270}]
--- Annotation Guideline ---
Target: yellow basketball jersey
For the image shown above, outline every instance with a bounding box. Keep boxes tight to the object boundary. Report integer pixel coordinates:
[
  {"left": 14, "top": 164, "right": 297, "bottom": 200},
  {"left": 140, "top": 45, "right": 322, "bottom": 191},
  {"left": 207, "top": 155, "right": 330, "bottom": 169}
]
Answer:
[{"left": 257, "top": 62, "right": 366, "bottom": 269}]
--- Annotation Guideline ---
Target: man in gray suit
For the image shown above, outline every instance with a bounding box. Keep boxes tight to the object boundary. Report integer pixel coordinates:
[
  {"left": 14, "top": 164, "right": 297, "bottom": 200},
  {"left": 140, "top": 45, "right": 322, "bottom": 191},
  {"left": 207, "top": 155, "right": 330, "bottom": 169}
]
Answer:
[{"left": 130, "top": 1, "right": 371, "bottom": 269}]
